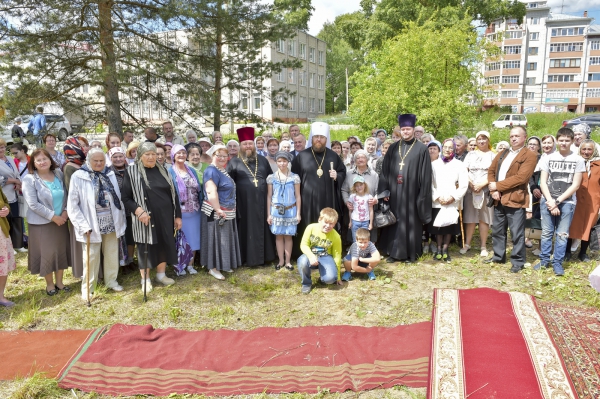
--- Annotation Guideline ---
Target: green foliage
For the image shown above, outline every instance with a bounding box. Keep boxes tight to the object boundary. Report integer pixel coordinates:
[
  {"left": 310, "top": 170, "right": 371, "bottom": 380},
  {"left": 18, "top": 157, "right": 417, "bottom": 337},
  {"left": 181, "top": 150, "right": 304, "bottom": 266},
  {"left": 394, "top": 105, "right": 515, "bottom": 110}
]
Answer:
[{"left": 349, "top": 20, "right": 483, "bottom": 136}]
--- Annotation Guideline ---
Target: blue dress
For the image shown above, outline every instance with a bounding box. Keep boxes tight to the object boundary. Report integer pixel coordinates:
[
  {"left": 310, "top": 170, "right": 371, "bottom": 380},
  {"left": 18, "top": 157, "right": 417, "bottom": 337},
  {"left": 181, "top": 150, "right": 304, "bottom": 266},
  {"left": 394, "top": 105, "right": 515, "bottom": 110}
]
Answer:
[{"left": 267, "top": 172, "right": 300, "bottom": 236}]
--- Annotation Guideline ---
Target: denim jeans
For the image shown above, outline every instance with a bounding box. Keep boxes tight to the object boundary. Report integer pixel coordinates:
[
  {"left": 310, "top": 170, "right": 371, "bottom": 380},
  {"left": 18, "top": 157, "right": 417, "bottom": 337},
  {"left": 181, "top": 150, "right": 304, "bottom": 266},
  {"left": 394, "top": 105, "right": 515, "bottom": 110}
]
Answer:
[
  {"left": 540, "top": 198, "right": 575, "bottom": 273},
  {"left": 297, "top": 254, "right": 338, "bottom": 288},
  {"left": 350, "top": 219, "right": 370, "bottom": 243}
]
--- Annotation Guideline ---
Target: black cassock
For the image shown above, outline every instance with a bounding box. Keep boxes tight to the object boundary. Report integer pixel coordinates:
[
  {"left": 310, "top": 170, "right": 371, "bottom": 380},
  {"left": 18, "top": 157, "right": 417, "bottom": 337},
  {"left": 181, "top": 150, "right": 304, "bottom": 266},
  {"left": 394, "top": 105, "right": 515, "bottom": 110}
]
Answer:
[
  {"left": 378, "top": 138, "right": 432, "bottom": 261},
  {"left": 291, "top": 147, "right": 346, "bottom": 257},
  {"left": 227, "top": 156, "right": 276, "bottom": 266}
]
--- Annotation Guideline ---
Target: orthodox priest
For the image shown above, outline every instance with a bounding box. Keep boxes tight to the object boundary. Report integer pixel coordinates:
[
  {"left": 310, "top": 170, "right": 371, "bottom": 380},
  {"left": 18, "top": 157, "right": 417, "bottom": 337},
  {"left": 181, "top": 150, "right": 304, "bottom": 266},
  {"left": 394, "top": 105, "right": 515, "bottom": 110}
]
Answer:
[
  {"left": 227, "top": 127, "right": 276, "bottom": 266},
  {"left": 378, "top": 114, "right": 432, "bottom": 263},
  {"left": 291, "top": 122, "right": 346, "bottom": 257}
]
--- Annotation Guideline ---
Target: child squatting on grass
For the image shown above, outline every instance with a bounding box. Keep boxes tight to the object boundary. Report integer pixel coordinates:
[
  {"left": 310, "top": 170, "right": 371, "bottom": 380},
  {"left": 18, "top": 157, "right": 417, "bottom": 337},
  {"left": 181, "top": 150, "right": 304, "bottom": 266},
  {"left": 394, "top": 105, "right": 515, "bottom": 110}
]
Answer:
[
  {"left": 342, "top": 227, "right": 381, "bottom": 282},
  {"left": 297, "top": 207, "right": 342, "bottom": 294}
]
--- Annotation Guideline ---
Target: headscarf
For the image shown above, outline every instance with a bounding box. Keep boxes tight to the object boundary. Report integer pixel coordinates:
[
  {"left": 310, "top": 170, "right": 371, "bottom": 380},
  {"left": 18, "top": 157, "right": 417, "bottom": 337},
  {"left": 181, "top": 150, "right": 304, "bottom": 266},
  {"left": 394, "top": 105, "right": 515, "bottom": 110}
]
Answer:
[
  {"left": 573, "top": 123, "right": 592, "bottom": 139},
  {"left": 254, "top": 136, "right": 267, "bottom": 157},
  {"left": 579, "top": 139, "right": 600, "bottom": 176},
  {"left": 108, "top": 147, "right": 125, "bottom": 159},
  {"left": 441, "top": 138, "right": 455, "bottom": 163},
  {"left": 63, "top": 136, "right": 87, "bottom": 166},
  {"left": 495, "top": 141, "right": 509, "bottom": 152},
  {"left": 428, "top": 140, "right": 442, "bottom": 151},
  {"left": 136, "top": 142, "right": 172, "bottom": 192},
  {"left": 81, "top": 147, "right": 121, "bottom": 210},
  {"left": 475, "top": 131, "right": 494, "bottom": 152},
  {"left": 170, "top": 144, "right": 196, "bottom": 204},
  {"left": 279, "top": 140, "right": 292, "bottom": 151},
  {"left": 170, "top": 144, "right": 186, "bottom": 162}
]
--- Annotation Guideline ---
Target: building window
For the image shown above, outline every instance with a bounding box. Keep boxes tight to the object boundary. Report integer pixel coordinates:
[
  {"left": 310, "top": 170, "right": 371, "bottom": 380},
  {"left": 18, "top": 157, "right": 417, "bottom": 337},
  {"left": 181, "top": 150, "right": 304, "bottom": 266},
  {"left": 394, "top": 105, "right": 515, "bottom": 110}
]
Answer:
[
  {"left": 503, "top": 60, "right": 521, "bottom": 69},
  {"left": 501, "top": 90, "right": 518, "bottom": 98},
  {"left": 319, "top": 99, "right": 324, "bottom": 113},
  {"left": 587, "top": 107, "right": 599, "bottom": 112},
  {"left": 299, "top": 43, "right": 306, "bottom": 59},
  {"left": 526, "top": 77, "right": 536, "bottom": 85},
  {"left": 531, "top": 18, "right": 540, "bottom": 25},
  {"left": 551, "top": 27, "right": 585, "bottom": 37},
  {"left": 275, "top": 94, "right": 284, "bottom": 110},
  {"left": 276, "top": 39, "right": 285, "bottom": 53},
  {"left": 528, "top": 47, "right": 538, "bottom": 55},
  {"left": 318, "top": 50, "right": 324, "bottom": 65},
  {"left": 309, "top": 98, "right": 316, "bottom": 112},
  {"left": 277, "top": 69, "right": 284, "bottom": 82},
  {"left": 309, "top": 73, "right": 315, "bottom": 88},
  {"left": 505, "top": 31, "right": 523, "bottom": 39},
  {"left": 253, "top": 94, "right": 261, "bottom": 110},
  {"left": 299, "top": 96, "right": 306, "bottom": 112},
  {"left": 549, "top": 58, "right": 581, "bottom": 68},
  {"left": 525, "top": 92, "right": 535, "bottom": 100},
  {"left": 309, "top": 47, "right": 316, "bottom": 63},
  {"left": 288, "top": 68, "right": 296, "bottom": 84},
  {"left": 485, "top": 62, "right": 501, "bottom": 71},
  {"left": 589, "top": 73, "right": 600, "bottom": 81},
  {"left": 288, "top": 40, "right": 296, "bottom": 56},
  {"left": 550, "top": 42, "right": 584, "bottom": 52},
  {"left": 527, "top": 62, "right": 537, "bottom": 71},
  {"left": 485, "top": 76, "right": 500, "bottom": 85},
  {"left": 546, "top": 89, "right": 578, "bottom": 98},
  {"left": 502, "top": 75, "right": 520, "bottom": 84},
  {"left": 241, "top": 93, "right": 248, "bottom": 110},
  {"left": 548, "top": 75, "right": 575, "bottom": 82},
  {"left": 529, "top": 32, "right": 539, "bottom": 41},
  {"left": 487, "top": 33, "right": 500, "bottom": 42},
  {"left": 318, "top": 74, "right": 324, "bottom": 89},
  {"left": 299, "top": 71, "right": 306, "bottom": 86},
  {"left": 590, "top": 57, "right": 600, "bottom": 66},
  {"left": 503, "top": 45, "right": 521, "bottom": 54},
  {"left": 528, "top": 2, "right": 538, "bottom": 8},
  {"left": 592, "top": 41, "right": 600, "bottom": 51},
  {"left": 288, "top": 95, "right": 296, "bottom": 111},
  {"left": 586, "top": 88, "right": 600, "bottom": 98}
]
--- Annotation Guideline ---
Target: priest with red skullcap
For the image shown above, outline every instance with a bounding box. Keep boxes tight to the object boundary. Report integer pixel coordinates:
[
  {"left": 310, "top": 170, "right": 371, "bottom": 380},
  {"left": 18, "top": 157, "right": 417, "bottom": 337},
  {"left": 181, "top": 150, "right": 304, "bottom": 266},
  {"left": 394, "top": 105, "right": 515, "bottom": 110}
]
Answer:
[
  {"left": 227, "top": 127, "right": 276, "bottom": 266},
  {"left": 378, "top": 114, "right": 432, "bottom": 263}
]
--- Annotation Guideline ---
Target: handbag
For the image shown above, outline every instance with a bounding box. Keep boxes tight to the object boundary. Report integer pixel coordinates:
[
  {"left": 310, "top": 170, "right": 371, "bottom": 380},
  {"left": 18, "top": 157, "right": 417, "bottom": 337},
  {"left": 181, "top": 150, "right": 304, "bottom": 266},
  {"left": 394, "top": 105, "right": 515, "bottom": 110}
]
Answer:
[
  {"left": 589, "top": 264, "right": 600, "bottom": 294},
  {"left": 374, "top": 190, "right": 396, "bottom": 228},
  {"left": 524, "top": 217, "right": 542, "bottom": 240},
  {"left": 433, "top": 205, "right": 459, "bottom": 227},
  {"left": 17, "top": 194, "right": 27, "bottom": 218}
]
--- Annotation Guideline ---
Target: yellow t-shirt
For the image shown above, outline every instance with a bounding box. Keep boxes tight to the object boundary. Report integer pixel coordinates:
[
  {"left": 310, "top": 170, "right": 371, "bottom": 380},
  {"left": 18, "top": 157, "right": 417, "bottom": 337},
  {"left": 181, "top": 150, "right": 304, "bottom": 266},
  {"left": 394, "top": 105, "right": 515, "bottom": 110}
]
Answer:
[{"left": 299, "top": 223, "right": 342, "bottom": 280}]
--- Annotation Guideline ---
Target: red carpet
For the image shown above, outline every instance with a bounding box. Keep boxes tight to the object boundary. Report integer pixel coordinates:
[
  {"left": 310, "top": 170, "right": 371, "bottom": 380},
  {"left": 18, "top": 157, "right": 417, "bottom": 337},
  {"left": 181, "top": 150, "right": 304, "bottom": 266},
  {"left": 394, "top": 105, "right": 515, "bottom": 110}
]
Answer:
[
  {"left": 427, "top": 288, "right": 577, "bottom": 399},
  {"left": 537, "top": 301, "right": 600, "bottom": 399},
  {"left": 0, "top": 329, "right": 95, "bottom": 380},
  {"left": 58, "top": 322, "right": 431, "bottom": 396}
]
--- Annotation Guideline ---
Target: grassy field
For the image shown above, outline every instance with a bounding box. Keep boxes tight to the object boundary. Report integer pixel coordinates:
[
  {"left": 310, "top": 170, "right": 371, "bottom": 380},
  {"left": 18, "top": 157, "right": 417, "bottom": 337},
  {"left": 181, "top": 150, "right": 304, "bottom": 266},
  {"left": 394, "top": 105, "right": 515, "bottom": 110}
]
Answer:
[{"left": 1, "top": 230, "right": 599, "bottom": 398}]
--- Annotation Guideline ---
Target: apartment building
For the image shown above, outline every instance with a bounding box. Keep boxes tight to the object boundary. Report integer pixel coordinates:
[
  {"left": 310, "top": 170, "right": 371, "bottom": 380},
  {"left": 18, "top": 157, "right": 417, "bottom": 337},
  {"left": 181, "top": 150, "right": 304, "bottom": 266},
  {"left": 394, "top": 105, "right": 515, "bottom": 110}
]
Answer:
[{"left": 482, "top": 0, "right": 599, "bottom": 113}]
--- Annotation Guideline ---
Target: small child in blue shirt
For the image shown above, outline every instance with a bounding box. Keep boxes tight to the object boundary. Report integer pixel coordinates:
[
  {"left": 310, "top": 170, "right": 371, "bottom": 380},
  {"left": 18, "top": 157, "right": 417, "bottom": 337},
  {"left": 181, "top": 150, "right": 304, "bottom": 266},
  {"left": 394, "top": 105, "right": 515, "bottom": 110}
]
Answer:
[{"left": 342, "top": 227, "right": 380, "bottom": 281}]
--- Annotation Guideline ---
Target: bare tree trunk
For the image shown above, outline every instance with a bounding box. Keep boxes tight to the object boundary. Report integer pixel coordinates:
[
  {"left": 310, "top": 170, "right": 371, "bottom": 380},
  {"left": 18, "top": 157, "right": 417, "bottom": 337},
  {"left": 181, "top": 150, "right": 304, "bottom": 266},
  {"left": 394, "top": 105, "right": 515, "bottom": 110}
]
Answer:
[
  {"left": 98, "top": 0, "right": 122, "bottom": 134},
  {"left": 212, "top": 0, "right": 224, "bottom": 132}
]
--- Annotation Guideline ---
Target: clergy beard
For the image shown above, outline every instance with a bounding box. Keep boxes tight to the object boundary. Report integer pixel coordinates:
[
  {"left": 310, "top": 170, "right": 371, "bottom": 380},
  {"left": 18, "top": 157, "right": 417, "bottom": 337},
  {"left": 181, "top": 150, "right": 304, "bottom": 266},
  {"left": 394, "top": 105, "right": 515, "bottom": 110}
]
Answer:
[
  {"left": 241, "top": 150, "right": 257, "bottom": 162},
  {"left": 312, "top": 141, "right": 326, "bottom": 153}
]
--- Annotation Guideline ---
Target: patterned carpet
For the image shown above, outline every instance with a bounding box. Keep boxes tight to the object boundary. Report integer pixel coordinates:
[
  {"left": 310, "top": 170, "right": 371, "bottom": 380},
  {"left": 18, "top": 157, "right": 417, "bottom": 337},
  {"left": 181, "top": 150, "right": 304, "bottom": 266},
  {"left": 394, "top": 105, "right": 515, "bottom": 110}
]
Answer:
[{"left": 537, "top": 301, "right": 600, "bottom": 399}]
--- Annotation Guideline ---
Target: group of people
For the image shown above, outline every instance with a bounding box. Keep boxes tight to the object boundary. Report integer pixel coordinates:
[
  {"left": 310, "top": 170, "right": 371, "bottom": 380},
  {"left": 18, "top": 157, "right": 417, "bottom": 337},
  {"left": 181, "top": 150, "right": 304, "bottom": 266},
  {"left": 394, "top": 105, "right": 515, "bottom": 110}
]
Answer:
[{"left": 0, "top": 115, "right": 596, "bottom": 305}]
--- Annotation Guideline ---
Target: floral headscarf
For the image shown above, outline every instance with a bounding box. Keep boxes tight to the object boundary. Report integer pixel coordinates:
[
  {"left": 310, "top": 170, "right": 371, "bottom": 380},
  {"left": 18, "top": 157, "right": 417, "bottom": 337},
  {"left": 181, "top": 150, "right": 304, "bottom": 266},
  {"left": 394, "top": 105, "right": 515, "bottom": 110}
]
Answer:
[
  {"left": 63, "top": 136, "right": 88, "bottom": 166},
  {"left": 441, "top": 138, "right": 456, "bottom": 163},
  {"left": 81, "top": 147, "right": 121, "bottom": 210}
]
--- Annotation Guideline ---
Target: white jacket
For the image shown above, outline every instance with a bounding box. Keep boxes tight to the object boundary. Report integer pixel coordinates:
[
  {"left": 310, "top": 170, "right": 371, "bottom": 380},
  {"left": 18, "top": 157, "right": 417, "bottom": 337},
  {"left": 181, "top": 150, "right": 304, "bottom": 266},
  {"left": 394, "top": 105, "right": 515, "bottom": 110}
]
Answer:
[
  {"left": 67, "top": 169, "right": 126, "bottom": 243},
  {"left": 432, "top": 158, "right": 468, "bottom": 210}
]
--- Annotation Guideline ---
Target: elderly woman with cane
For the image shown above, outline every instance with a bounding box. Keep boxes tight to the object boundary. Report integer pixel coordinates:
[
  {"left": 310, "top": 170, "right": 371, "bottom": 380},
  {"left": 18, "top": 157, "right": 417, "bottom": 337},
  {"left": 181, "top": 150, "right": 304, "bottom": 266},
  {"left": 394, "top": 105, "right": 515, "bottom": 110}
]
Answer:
[
  {"left": 121, "top": 142, "right": 182, "bottom": 294},
  {"left": 67, "top": 148, "right": 127, "bottom": 302}
]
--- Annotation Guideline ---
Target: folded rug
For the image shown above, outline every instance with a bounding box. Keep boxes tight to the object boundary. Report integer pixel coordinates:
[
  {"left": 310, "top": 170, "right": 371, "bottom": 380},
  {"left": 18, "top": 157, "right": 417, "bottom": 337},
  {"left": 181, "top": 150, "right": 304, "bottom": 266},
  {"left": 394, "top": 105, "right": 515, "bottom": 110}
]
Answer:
[
  {"left": 427, "top": 288, "right": 577, "bottom": 399},
  {"left": 537, "top": 301, "right": 600, "bottom": 399},
  {"left": 59, "top": 322, "right": 431, "bottom": 396}
]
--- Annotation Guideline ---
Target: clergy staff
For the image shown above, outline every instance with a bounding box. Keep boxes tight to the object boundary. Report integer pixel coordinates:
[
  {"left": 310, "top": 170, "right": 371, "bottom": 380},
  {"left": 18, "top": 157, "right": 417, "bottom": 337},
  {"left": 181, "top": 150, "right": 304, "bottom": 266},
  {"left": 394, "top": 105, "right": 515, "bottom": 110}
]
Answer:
[
  {"left": 291, "top": 122, "right": 346, "bottom": 258},
  {"left": 226, "top": 127, "right": 276, "bottom": 267},
  {"left": 378, "top": 113, "right": 433, "bottom": 263}
]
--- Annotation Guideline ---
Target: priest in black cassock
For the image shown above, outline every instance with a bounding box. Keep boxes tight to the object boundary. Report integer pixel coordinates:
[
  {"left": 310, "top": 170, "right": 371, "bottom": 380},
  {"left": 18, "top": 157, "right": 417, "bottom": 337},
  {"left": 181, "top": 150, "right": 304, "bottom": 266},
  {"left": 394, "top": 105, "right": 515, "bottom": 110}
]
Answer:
[
  {"left": 227, "top": 127, "right": 276, "bottom": 266},
  {"left": 291, "top": 122, "right": 346, "bottom": 257},
  {"left": 378, "top": 114, "right": 432, "bottom": 263}
]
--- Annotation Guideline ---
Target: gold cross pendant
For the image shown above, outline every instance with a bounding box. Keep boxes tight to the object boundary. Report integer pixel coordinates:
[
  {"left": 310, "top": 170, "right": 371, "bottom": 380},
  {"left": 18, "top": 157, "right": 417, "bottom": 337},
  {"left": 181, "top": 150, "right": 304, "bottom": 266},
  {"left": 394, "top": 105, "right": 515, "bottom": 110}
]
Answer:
[
  {"left": 253, "top": 178, "right": 258, "bottom": 187},
  {"left": 399, "top": 161, "right": 404, "bottom": 170}
]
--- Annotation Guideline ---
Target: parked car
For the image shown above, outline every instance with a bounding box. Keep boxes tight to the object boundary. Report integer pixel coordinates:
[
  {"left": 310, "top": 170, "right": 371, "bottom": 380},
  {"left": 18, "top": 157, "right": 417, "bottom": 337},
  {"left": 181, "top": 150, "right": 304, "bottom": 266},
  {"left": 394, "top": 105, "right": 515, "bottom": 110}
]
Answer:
[
  {"left": 492, "top": 114, "right": 528, "bottom": 129},
  {"left": 562, "top": 114, "right": 600, "bottom": 130},
  {"left": 0, "top": 123, "right": 29, "bottom": 147},
  {"left": 21, "top": 114, "right": 72, "bottom": 141}
]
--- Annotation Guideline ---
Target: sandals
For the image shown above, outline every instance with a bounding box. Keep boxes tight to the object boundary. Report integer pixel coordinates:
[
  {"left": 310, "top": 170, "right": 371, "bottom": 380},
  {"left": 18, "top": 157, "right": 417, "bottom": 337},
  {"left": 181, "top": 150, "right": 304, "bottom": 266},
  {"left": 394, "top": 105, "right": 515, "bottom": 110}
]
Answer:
[
  {"left": 55, "top": 284, "right": 71, "bottom": 292},
  {"left": 459, "top": 245, "right": 471, "bottom": 255},
  {"left": 285, "top": 264, "right": 294, "bottom": 271},
  {"left": 46, "top": 288, "right": 57, "bottom": 296}
]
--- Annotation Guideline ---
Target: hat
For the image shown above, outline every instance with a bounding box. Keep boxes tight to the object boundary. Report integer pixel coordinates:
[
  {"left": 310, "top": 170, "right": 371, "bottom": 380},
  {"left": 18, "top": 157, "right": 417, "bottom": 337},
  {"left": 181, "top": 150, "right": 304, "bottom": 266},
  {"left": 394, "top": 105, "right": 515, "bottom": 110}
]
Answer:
[
  {"left": 428, "top": 140, "right": 441, "bottom": 151},
  {"left": 275, "top": 151, "right": 293, "bottom": 162},
  {"left": 164, "top": 142, "right": 173, "bottom": 148},
  {"left": 353, "top": 175, "right": 365, "bottom": 185},
  {"left": 306, "top": 122, "right": 331, "bottom": 149},
  {"left": 198, "top": 137, "right": 212, "bottom": 145},
  {"left": 170, "top": 144, "right": 186, "bottom": 161},
  {"left": 475, "top": 130, "right": 490, "bottom": 139},
  {"left": 237, "top": 127, "right": 255, "bottom": 142},
  {"left": 207, "top": 144, "right": 227, "bottom": 157},
  {"left": 108, "top": 147, "right": 125, "bottom": 159},
  {"left": 398, "top": 114, "right": 417, "bottom": 128},
  {"left": 227, "top": 139, "right": 239, "bottom": 147},
  {"left": 573, "top": 123, "right": 592, "bottom": 138}
]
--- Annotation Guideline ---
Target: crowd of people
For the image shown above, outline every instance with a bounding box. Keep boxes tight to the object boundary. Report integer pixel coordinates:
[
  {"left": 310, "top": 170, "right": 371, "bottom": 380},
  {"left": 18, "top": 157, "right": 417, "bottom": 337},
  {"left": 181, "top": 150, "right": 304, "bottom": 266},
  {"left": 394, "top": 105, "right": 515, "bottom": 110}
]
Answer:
[{"left": 0, "top": 116, "right": 597, "bottom": 305}]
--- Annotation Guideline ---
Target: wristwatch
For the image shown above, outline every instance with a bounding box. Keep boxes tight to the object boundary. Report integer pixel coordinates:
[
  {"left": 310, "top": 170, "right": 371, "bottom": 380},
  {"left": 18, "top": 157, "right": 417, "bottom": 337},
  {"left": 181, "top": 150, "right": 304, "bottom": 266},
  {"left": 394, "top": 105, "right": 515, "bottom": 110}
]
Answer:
[{"left": 555, "top": 198, "right": 561, "bottom": 205}]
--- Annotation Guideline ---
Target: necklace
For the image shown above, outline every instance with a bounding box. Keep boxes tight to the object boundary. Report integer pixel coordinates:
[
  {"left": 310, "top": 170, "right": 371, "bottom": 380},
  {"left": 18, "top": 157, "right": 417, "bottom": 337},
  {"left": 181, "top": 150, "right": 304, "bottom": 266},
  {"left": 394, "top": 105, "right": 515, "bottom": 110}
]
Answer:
[
  {"left": 241, "top": 156, "right": 259, "bottom": 187},
  {"left": 311, "top": 148, "right": 325, "bottom": 177},
  {"left": 398, "top": 139, "right": 416, "bottom": 170}
]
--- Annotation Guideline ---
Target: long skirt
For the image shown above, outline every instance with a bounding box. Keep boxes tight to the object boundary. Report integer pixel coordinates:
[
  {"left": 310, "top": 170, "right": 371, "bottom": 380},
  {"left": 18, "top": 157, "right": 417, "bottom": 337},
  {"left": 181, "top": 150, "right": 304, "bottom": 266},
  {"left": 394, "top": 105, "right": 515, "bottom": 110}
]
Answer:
[
  {"left": 69, "top": 222, "right": 85, "bottom": 278},
  {"left": 28, "top": 223, "right": 71, "bottom": 276},
  {"left": 181, "top": 210, "right": 201, "bottom": 251},
  {"left": 200, "top": 213, "right": 241, "bottom": 271}
]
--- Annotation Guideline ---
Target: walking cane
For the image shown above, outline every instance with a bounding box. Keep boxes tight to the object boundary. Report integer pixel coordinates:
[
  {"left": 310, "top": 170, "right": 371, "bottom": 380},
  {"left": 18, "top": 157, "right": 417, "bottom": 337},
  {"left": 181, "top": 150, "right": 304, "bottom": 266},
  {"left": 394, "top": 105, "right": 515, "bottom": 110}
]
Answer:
[
  {"left": 86, "top": 232, "right": 91, "bottom": 307},
  {"left": 330, "top": 162, "right": 340, "bottom": 232},
  {"left": 143, "top": 242, "right": 148, "bottom": 303},
  {"left": 459, "top": 209, "right": 465, "bottom": 248}
]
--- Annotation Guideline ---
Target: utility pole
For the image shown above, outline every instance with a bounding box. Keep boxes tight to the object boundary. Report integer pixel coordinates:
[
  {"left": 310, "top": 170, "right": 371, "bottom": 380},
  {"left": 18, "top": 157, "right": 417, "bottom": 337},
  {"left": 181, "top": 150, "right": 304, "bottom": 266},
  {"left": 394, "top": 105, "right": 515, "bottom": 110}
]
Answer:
[{"left": 345, "top": 68, "right": 349, "bottom": 112}]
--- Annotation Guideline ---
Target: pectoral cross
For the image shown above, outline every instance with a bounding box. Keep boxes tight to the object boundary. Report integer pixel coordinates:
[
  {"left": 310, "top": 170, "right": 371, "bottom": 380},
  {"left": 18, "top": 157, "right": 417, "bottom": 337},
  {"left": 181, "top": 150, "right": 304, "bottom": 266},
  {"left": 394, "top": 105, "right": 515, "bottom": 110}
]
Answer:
[
  {"left": 399, "top": 161, "right": 405, "bottom": 170},
  {"left": 253, "top": 178, "right": 258, "bottom": 187}
]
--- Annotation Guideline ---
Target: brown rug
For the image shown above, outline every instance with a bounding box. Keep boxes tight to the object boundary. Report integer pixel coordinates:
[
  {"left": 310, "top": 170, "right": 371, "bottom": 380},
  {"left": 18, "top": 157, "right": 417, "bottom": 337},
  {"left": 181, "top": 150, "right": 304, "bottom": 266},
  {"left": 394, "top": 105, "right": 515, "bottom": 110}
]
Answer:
[
  {"left": 537, "top": 301, "right": 600, "bottom": 399},
  {"left": 0, "top": 329, "right": 95, "bottom": 380}
]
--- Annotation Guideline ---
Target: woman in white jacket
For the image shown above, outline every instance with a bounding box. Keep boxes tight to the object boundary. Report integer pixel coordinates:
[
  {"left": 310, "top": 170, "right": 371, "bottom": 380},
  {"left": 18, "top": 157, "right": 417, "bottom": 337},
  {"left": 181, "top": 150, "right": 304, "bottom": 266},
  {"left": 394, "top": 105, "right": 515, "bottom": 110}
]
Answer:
[
  {"left": 67, "top": 148, "right": 126, "bottom": 302},
  {"left": 430, "top": 138, "right": 468, "bottom": 262}
]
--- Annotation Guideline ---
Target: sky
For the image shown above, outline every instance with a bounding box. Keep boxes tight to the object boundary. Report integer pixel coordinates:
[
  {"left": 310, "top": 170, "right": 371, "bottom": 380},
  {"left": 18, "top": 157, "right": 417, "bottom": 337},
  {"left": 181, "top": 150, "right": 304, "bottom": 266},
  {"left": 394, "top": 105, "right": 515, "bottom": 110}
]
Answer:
[{"left": 306, "top": 0, "right": 600, "bottom": 36}]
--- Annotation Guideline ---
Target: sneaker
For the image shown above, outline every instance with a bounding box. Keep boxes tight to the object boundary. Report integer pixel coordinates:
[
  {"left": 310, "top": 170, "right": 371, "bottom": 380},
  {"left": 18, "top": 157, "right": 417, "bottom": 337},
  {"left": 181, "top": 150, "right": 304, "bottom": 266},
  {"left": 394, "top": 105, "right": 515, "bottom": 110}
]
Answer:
[
  {"left": 578, "top": 253, "right": 591, "bottom": 262},
  {"left": 341, "top": 271, "right": 352, "bottom": 281},
  {"left": 209, "top": 269, "right": 225, "bottom": 280},
  {"left": 434, "top": 252, "right": 442, "bottom": 261},
  {"left": 187, "top": 266, "right": 198, "bottom": 275},
  {"left": 532, "top": 248, "right": 541, "bottom": 256},
  {"left": 141, "top": 279, "right": 153, "bottom": 293},
  {"left": 443, "top": 252, "right": 451, "bottom": 262},
  {"left": 175, "top": 268, "right": 187, "bottom": 276},
  {"left": 155, "top": 275, "right": 175, "bottom": 286},
  {"left": 510, "top": 264, "right": 524, "bottom": 273},
  {"left": 301, "top": 285, "right": 312, "bottom": 294},
  {"left": 553, "top": 265, "right": 565, "bottom": 276},
  {"left": 480, "top": 249, "right": 488, "bottom": 258},
  {"left": 367, "top": 271, "right": 376, "bottom": 280},
  {"left": 16, "top": 248, "right": 27, "bottom": 253},
  {"left": 533, "top": 262, "right": 548, "bottom": 271},
  {"left": 459, "top": 245, "right": 471, "bottom": 255},
  {"left": 111, "top": 285, "right": 124, "bottom": 292}
]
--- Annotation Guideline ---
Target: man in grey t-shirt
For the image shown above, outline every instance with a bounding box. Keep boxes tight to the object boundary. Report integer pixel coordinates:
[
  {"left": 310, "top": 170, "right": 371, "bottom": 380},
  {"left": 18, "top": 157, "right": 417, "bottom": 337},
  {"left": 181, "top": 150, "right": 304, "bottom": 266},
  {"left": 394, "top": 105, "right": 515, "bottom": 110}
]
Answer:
[{"left": 535, "top": 127, "right": 585, "bottom": 276}]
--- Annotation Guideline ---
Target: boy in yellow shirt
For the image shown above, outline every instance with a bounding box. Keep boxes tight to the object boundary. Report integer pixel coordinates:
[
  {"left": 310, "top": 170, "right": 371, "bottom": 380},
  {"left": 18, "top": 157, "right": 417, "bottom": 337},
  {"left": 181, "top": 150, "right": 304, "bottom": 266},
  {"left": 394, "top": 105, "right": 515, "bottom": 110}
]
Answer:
[{"left": 298, "top": 208, "right": 342, "bottom": 294}]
